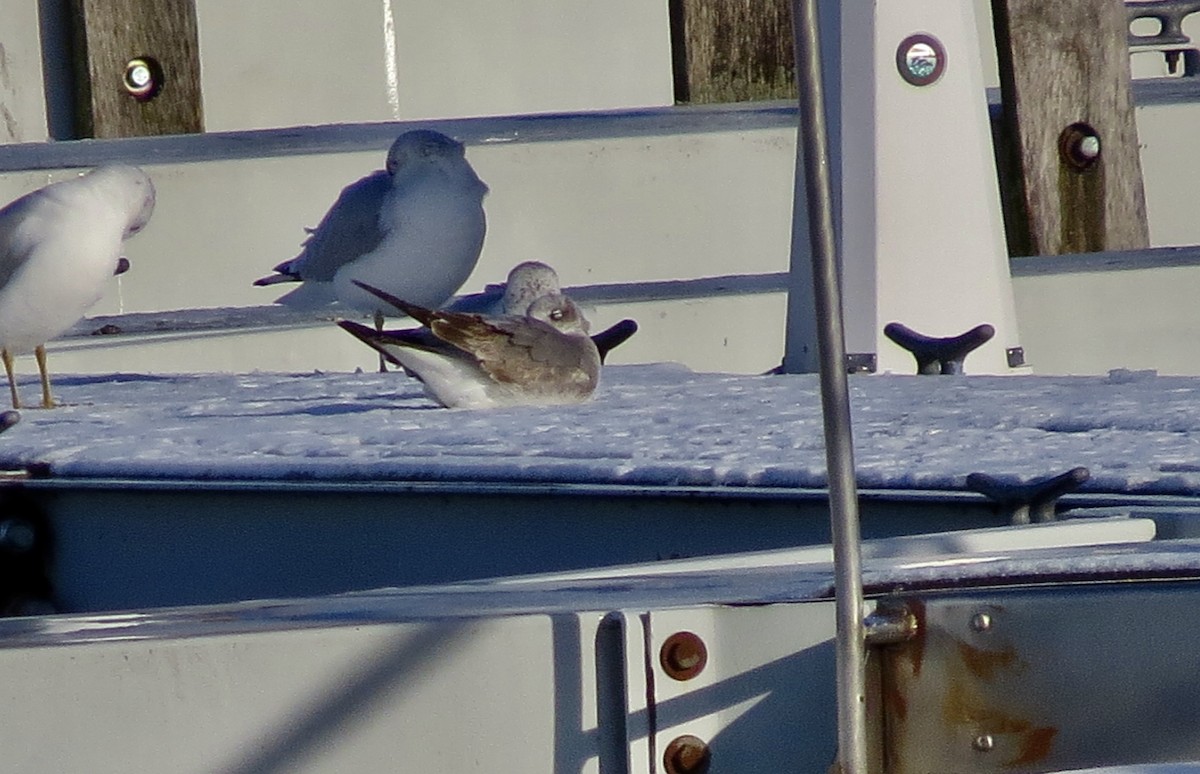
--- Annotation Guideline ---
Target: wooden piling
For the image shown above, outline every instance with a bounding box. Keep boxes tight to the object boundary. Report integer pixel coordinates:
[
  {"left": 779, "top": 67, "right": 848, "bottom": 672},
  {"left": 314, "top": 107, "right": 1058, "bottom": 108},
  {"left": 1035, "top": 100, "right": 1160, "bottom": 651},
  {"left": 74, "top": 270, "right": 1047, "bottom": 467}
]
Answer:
[
  {"left": 69, "top": 0, "right": 204, "bottom": 138},
  {"left": 669, "top": 0, "right": 796, "bottom": 104},
  {"left": 991, "top": 0, "right": 1149, "bottom": 256}
]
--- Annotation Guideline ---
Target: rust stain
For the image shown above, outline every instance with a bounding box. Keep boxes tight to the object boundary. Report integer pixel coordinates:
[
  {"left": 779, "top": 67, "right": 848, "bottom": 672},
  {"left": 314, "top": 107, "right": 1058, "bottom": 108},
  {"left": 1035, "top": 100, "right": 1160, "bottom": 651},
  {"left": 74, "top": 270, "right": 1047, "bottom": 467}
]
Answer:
[
  {"left": 940, "top": 666, "right": 1058, "bottom": 767},
  {"left": 941, "top": 679, "right": 1031, "bottom": 732},
  {"left": 956, "top": 640, "right": 1021, "bottom": 681},
  {"left": 882, "top": 673, "right": 908, "bottom": 722},
  {"left": 1008, "top": 726, "right": 1058, "bottom": 768}
]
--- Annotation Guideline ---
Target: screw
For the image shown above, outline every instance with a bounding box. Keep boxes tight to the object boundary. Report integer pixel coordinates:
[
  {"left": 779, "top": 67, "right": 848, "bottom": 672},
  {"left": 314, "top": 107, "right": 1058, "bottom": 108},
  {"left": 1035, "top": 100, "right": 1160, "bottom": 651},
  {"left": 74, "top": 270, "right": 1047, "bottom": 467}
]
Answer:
[
  {"left": 664, "top": 734, "right": 711, "bottom": 774},
  {"left": 973, "top": 734, "right": 996, "bottom": 752},
  {"left": 969, "top": 612, "right": 992, "bottom": 633},
  {"left": 660, "top": 631, "right": 708, "bottom": 681}
]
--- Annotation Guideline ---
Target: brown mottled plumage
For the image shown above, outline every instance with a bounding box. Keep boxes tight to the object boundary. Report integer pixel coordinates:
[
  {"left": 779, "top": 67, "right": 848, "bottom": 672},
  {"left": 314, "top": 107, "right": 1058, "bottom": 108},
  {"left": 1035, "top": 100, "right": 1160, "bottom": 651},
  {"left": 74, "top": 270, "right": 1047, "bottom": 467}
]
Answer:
[{"left": 339, "top": 281, "right": 601, "bottom": 409}]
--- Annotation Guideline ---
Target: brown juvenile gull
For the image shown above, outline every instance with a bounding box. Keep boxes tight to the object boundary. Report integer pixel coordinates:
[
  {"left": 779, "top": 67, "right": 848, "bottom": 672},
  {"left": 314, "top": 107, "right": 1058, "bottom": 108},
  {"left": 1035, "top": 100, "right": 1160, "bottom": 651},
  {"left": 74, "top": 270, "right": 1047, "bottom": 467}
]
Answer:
[
  {"left": 338, "top": 281, "right": 601, "bottom": 409},
  {"left": 0, "top": 165, "right": 155, "bottom": 408},
  {"left": 446, "top": 259, "right": 638, "bottom": 363}
]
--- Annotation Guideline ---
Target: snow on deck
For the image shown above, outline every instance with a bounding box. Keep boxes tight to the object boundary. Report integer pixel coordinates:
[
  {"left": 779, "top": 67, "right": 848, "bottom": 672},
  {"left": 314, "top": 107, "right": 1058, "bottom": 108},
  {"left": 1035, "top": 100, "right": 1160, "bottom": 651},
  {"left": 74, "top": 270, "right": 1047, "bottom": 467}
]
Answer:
[{"left": 0, "top": 364, "right": 1198, "bottom": 495}]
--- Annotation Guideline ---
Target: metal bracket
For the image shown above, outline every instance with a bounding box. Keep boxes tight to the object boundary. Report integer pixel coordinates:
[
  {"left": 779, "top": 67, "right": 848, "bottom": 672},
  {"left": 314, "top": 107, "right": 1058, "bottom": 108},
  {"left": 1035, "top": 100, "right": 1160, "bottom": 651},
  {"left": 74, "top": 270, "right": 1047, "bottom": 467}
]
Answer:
[
  {"left": 1126, "top": 0, "right": 1200, "bottom": 75},
  {"left": 965, "top": 466, "right": 1091, "bottom": 525},
  {"left": 1127, "top": 0, "right": 1200, "bottom": 47},
  {"left": 864, "top": 598, "right": 919, "bottom": 646}
]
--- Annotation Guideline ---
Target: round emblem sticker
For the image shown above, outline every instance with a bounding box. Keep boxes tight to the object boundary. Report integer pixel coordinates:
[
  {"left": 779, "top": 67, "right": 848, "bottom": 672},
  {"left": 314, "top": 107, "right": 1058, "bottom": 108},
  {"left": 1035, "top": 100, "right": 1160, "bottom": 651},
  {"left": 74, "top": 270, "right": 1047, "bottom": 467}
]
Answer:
[{"left": 897, "top": 33, "right": 946, "bottom": 86}]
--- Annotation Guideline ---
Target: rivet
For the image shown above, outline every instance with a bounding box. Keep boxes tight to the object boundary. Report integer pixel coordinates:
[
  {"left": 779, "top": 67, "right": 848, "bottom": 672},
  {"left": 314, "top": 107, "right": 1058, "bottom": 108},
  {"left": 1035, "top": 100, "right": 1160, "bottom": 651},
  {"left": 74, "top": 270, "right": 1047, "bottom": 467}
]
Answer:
[
  {"left": 660, "top": 631, "right": 708, "bottom": 681},
  {"left": 973, "top": 734, "right": 995, "bottom": 752},
  {"left": 664, "top": 734, "right": 711, "bottom": 774},
  {"left": 123, "top": 57, "right": 162, "bottom": 101},
  {"left": 969, "top": 612, "right": 992, "bottom": 633}
]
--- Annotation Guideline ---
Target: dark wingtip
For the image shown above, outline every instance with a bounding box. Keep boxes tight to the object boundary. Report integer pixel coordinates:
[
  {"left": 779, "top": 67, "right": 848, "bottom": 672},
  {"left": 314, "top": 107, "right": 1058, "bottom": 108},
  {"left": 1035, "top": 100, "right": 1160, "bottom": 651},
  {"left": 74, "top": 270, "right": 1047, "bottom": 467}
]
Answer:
[
  {"left": 592, "top": 319, "right": 639, "bottom": 362},
  {"left": 350, "top": 280, "right": 433, "bottom": 323},
  {"left": 337, "top": 319, "right": 408, "bottom": 367},
  {"left": 113, "top": 257, "right": 131, "bottom": 276}
]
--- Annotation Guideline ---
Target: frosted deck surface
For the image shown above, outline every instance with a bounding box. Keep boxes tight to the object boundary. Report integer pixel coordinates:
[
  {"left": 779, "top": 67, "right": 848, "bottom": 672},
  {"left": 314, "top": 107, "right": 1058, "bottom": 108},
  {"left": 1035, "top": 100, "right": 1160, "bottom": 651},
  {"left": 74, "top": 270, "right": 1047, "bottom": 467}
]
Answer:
[{"left": 0, "top": 365, "right": 1196, "bottom": 494}]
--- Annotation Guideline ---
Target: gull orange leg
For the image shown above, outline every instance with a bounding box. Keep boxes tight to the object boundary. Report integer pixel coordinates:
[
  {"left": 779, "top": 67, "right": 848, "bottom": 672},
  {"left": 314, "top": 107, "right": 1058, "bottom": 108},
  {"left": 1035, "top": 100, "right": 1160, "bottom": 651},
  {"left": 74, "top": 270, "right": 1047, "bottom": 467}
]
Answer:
[
  {"left": 2, "top": 349, "right": 18, "bottom": 409},
  {"left": 35, "top": 345, "right": 54, "bottom": 409}
]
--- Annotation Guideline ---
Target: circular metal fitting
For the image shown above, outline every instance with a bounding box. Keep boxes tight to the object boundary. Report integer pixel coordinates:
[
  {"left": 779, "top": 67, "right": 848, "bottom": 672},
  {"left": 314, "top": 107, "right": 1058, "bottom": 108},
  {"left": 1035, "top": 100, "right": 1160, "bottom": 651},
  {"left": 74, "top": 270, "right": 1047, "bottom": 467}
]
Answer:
[
  {"left": 1060, "top": 122, "right": 1102, "bottom": 171},
  {"left": 896, "top": 33, "right": 946, "bottom": 86},
  {"left": 973, "top": 734, "right": 996, "bottom": 752},
  {"left": 664, "top": 734, "right": 711, "bottom": 774},
  {"left": 123, "top": 57, "right": 163, "bottom": 101},
  {"left": 660, "top": 631, "right": 708, "bottom": 681},
  {"left": 969, "top": 612, "right": 992, "bottom": 633},
  {"left": 0, "top": 519, "right": 36, "bottom": 553}
]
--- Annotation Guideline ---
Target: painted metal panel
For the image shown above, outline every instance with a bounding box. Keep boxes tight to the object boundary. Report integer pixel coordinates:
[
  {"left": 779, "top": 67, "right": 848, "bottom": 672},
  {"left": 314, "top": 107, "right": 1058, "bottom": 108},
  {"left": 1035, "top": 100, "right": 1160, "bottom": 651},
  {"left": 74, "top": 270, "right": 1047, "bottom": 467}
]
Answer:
[
  {"left": 640, "top": 604, "right": 840, "bottom": 773},
  {"left": 0, "top": 614, "right": 596, "bottom": 773},
  {"left": 194, "top": 0, "right": 672, "bottom": 132},
  {"left": 882, "top": 584, "right": 1200, "bottom": 772}
]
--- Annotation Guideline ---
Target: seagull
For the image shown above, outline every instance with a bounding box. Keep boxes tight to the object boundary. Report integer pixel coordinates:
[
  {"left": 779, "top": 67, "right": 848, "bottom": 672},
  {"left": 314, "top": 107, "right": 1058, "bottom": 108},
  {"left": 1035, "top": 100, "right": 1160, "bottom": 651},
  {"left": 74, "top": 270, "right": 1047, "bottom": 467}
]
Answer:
[
  {"left": 338, "top": 280, "right": 601, "bottom": 409},
  {"left": 0, "top": 165, "right": 155, "bottom": 408},
  {"left": 254, "top": 129, "right": 488, "bottom": 324},
  {"left": 445, "top": 260, "right": 562, "bottom": 316},
  {"left": 446, "top": 260, "right": 639, "bottom": 362}
]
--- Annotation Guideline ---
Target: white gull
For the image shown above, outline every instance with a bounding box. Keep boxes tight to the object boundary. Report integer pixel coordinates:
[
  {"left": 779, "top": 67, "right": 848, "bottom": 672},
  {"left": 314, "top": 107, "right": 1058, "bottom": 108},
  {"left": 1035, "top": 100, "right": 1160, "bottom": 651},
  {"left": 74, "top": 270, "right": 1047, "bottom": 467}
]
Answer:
[
  {"left": 0, "top": 165, "right": 155, "bottom": 408},
  {"left": 254, "top": 129, "right": 488, "bottom": 323}
]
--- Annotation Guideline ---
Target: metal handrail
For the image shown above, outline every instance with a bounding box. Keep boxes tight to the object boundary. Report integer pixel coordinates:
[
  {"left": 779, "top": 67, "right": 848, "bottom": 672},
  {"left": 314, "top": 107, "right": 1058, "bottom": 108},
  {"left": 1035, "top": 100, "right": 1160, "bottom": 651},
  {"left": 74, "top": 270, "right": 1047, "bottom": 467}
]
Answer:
[{"left": 790, "top": 1, "right": 868, "bottom": 771}]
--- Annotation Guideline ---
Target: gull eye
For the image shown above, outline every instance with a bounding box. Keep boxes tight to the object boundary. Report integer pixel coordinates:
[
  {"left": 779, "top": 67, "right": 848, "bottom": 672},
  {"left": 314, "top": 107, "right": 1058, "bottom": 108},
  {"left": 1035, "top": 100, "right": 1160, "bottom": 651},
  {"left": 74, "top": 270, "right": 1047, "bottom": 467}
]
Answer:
[{"left": 549, "top": 308, "right": 565, "bottom": 321}]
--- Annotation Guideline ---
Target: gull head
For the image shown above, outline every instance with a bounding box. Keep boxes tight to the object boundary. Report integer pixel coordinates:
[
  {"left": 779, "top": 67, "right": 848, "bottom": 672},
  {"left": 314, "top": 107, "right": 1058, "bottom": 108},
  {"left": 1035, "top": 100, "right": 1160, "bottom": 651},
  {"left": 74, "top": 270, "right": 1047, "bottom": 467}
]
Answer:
[
  {"left": 386, "top": 130, "right": 466, "bottom": 176},
  {"left": 501, "top": 261, "right": 561, "bottom": 316},
  {"left": 527, "top": 293, "right": 590, "bottom": 335},
  {"left": 86, "top": 165, "right": 156, "bottom": 238}
]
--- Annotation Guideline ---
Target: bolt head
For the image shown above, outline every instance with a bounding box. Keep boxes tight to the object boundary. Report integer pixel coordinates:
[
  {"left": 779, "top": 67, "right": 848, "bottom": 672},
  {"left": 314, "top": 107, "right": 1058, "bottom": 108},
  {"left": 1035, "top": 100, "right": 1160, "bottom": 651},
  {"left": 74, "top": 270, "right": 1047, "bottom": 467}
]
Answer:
[
  {"left": 970, "top": 612, "right": 992, "bottom": 632},
  {"left": 973, "top": 734, "right": 996, "bottom": 752},
  {"left": 123, "top": 57, "right": 161, "bottom": 100},
  {"left": 661, "top": 631, "right": 708, "bottom": 681},
  {"left": 664, "top": 735, "right": 711, "bottom": 774},
  {"left": 1076, "top": 134, "right": 1101, "bottom": 160}
]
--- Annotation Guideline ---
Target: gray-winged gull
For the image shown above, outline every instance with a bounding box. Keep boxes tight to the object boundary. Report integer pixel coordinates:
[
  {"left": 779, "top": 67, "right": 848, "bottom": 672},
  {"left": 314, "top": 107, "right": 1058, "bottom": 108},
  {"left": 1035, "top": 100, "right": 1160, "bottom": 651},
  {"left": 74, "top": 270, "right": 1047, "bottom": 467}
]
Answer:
[
  {"left": 0, "top": 165, "right": 155, "bottom": 408},
  {"left": 254, "top": 129, "right": 488, "bottom": 322}
]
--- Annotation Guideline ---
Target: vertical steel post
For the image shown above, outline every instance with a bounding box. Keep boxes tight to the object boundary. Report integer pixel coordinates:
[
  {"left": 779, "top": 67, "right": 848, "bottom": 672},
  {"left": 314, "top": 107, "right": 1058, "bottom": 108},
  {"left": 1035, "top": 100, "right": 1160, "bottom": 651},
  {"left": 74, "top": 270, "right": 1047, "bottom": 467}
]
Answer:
[{"left": 790, "top": 1, "right": 868, "bottom": 771}]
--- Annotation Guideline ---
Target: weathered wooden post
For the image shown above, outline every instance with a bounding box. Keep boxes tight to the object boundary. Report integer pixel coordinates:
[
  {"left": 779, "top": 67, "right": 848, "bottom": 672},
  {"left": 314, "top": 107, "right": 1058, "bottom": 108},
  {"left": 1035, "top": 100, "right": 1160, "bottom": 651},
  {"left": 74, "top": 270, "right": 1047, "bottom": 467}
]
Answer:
[
  {"left": 69, "top": 0, "right": 204, "bottom": 138},
  {"left": 669, "top": 0, "right": 796, "bottom": 103},
  {"left": 991, "top": 0, "right": 1149, "bottom": 256}
]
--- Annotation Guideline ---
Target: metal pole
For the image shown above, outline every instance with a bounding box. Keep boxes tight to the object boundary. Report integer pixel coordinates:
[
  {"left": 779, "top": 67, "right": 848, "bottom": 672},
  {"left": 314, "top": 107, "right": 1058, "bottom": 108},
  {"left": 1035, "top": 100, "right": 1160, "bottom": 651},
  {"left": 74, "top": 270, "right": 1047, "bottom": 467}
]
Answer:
[{"left": 790, "top": 1, "right": 868, "bottom": 771}]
